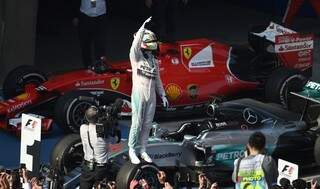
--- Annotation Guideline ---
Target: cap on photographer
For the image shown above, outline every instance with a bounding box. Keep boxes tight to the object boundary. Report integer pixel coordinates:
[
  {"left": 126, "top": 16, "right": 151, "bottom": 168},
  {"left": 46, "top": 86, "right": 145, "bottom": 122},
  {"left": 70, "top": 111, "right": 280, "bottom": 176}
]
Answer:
[{"left": 232, "top": 132, "right": 278, "bottom": 189}]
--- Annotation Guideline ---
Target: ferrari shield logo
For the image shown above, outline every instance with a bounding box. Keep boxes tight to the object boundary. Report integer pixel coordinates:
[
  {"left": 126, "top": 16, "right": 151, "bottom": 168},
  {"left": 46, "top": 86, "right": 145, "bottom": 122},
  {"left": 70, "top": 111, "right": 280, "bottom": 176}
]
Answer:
[
  {"left": 110, "top": 77, "right": 120, "bottom": 90},
  {"left": 183, "top": 47, "right": 192, "bottom": 59}
]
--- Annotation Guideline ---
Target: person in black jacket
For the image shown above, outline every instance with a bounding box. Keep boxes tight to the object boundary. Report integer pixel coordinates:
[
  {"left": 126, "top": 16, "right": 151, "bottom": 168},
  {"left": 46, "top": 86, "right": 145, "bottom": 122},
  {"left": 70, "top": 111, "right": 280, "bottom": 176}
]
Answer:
[{"left": 70, "top": 0, "right": 109, "bottom": 68}]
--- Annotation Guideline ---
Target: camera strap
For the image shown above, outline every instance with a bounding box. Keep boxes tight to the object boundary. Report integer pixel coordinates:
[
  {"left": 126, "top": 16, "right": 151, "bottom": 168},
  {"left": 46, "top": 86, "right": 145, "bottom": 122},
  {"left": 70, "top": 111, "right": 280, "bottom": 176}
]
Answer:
[
  {"left": 235, "top": 157, "right": 243, "bottom": 182},
  {"left": 87, "top": 130, "right": 95, "bottom": 162}
]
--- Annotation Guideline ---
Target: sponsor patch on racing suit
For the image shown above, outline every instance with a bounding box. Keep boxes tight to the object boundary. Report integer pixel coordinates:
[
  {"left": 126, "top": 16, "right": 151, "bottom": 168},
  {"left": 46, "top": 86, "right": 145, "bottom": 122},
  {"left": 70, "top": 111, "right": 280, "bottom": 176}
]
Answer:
[{"left": 137, "top": 60, "right": 157, "bottom": 80}]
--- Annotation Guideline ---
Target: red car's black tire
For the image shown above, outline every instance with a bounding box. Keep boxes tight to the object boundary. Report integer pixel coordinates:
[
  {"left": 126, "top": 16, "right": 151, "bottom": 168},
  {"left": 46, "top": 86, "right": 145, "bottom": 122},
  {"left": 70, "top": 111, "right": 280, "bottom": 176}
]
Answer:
[
  {"left": 3, "top": 65, "right": 47, "bottom": 99},
  {"left": 54, "top": 90, "right": 96, "bottom": 133},
  {"left": 50, "top": 134, "right": 83, "bottom": 175},
  {"left": 116, "top": 161, "right": 160, "bottom": 189},
  {"left": 265, "top": 68, "right": 306, "bottom": 108}
]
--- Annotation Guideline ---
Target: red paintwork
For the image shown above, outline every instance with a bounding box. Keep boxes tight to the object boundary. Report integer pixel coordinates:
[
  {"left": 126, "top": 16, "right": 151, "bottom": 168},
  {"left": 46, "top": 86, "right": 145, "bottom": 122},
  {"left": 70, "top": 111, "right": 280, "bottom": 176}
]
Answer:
[{"left": 0, "top": 35, "right": 312, "bottom": 134}]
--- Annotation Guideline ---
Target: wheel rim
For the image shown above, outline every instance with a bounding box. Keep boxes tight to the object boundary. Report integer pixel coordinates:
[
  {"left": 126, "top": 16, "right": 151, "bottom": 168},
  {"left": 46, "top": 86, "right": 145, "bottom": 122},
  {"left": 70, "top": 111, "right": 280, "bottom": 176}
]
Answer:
[
  {"left": 63, "top": 142, "right": 83, "bottom": 174},
  {"left": 280, "top": 75, "right": 305, "bottom": 108},
  {"left": 71, "top": 101, "right": 92, "bottom": 128}
]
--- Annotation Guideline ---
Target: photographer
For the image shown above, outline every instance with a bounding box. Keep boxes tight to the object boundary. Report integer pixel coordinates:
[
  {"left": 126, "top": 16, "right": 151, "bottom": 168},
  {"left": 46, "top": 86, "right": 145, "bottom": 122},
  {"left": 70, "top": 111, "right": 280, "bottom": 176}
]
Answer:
[
  {"left": 80, "top": 100, "right": 122, "bottom": 189},
  {"left": 232, "top": 132, "right": 278, "bottom": 189}
]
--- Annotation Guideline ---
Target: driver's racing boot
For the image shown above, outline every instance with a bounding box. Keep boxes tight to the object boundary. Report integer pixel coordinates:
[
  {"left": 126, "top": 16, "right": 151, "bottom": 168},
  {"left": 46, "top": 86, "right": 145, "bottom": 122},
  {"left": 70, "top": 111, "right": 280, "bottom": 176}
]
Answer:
[
  {"left": 140, "top": 148, "right": 152, "bottom": 163},
  {"left": 129, "top": 148, "right": 141, "bottom": 164}
]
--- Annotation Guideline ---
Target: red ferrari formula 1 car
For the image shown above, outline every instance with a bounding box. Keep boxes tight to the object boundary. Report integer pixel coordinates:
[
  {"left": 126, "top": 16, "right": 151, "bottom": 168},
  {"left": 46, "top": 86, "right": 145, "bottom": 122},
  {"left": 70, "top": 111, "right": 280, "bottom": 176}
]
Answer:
[{"left": 0, "top": 22, "right": 314, "bottom": 134}]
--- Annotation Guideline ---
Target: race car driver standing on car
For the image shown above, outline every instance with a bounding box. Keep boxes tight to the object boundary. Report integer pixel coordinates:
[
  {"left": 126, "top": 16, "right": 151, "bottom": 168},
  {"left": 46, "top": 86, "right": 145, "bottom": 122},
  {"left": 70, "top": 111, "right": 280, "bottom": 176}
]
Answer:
[
  {"left": 128, "top": 17, "right": 169, "bottom": 164},
  {"left": 79, "top": 106, "right": 110, "bottom": 189},
  {"left": 283, "top": 0, "right": 320, "bottom": 26}
]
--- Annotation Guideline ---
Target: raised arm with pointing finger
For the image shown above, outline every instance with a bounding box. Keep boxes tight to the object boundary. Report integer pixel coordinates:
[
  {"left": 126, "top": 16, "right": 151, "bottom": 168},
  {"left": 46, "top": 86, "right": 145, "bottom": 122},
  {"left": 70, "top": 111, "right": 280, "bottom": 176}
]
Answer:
[
  {"left": 128, "top": 17, "right": 169, "bottom": 164},
  {"left": 130, "top": 17, "right": 152, "bottom": 63}
]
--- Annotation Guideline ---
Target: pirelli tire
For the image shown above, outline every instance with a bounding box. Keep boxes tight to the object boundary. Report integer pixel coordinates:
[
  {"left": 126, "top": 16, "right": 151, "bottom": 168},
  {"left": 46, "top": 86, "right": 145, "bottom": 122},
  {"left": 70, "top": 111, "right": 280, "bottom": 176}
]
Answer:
[
  {"left": 54, "top": 90, "right": 96, "bottom": 133},
  {"left": 265, "top": 68, "right": 306, "bottom": 108},
  {"left": 116, "top": 162, "right": 161, "bottom": 189},
  {"left": 3, "top": 65, "right": 47, "bottom": 99},
  {"left": 50, "top": 134, "right": 83, "bottom": 175}
]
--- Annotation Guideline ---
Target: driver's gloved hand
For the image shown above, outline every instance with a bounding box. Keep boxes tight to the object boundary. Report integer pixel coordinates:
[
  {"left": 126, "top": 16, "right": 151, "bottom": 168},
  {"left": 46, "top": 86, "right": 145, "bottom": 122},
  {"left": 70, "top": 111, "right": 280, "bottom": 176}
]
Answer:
[{"left": 161, "top": 96, "right": 169, "bottom": 108}]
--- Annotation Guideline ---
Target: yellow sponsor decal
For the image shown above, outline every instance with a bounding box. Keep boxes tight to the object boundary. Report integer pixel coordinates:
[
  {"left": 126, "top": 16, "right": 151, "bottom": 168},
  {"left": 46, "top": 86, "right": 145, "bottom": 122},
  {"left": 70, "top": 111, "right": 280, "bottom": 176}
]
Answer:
[
  {"left": 15, "top": 93, "right": 29, "bottom": 101},
  {"left": 165, "top": 83, "right": 181, "bottom": 101},
  {"left": 110, "top": 77, "right": 120, "bottom": 90},
  {"left": 183, "top": 47, "right": 192, "bottom": 59}
]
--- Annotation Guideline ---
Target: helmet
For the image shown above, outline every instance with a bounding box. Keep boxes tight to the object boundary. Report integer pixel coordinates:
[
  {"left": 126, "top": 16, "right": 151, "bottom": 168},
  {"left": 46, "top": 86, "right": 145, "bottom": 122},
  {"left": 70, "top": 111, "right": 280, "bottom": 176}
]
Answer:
[
  {"left": 85, "top": 106, "right": 99, "bottom": 124},
  {"left": 141, "top": 30, "right": 158, "bottom": 50}
]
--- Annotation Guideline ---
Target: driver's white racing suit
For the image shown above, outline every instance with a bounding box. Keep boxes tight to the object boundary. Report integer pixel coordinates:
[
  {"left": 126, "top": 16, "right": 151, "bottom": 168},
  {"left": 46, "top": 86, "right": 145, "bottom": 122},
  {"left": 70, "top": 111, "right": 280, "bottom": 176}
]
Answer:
[{"left": 128, "top": 20, "right": 167, "bottom": 161}]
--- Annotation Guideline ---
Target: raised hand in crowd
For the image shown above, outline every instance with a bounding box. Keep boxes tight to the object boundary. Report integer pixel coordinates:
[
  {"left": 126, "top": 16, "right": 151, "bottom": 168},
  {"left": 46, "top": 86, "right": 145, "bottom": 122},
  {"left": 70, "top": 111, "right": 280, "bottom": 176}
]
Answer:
[
  {"left": 130, "top": 179, "right": 149, "bottom": 189},
  {"left": 198, "top": 173, "right": 208, "bottom": 189},
  {"left": 107, "top": 181, "right": 116, "bottom": 189},
  {"left": 139, "top": 179, "right": 149, "bottom": 189},
  {"left": 94, "top": 179, "right": 116, "bottom": 189},
  {"left": 157, "top": 171, "right": 174, "bottom": 189},
  {"left": 30, "top": 177, "right": 42, "bottom": 189},
  {"left": 21, "top": 167, "right": 29, "bottom": 183},
  {"left": 157, "top": 171, "right": 167, "bottom": 185},
  {"left": 20, "top": 168, "right": 43, "bottom": 189},
  {"left": 210, "top": 182, "right": 219, "bottom": 189},
  {"left": 311, "top": 179, "right": 318, "bottom": 189},
  {"left": 0, "top": 172, "right": 11, "bottom": 189}
]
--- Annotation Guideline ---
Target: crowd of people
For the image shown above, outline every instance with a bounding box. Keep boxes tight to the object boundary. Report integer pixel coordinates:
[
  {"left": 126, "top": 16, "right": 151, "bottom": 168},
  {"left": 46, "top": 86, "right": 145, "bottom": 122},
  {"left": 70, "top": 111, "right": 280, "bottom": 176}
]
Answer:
[
  {"left": 0, "top": 167, "right": 220, "bottom": 189},
  {"left": 0, "top": 166, "right": 44, "bottom": 189},
  {"left": 90, "top": 170, "right": 220, "bottom": 189}
]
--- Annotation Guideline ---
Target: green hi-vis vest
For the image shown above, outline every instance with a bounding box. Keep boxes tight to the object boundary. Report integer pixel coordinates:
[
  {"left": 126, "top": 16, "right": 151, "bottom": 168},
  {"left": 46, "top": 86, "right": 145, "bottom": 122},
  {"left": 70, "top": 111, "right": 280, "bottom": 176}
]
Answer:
[{"left": 236, "top": 154, "right": 267, "bottom": 189}]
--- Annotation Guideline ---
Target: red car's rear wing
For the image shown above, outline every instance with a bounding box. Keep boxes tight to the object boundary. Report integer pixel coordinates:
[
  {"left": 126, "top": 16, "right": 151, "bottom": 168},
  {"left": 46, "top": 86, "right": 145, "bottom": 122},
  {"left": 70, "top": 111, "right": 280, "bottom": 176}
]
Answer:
[{"left": 251, "top": 22, "right": 314, "bottom": 71}]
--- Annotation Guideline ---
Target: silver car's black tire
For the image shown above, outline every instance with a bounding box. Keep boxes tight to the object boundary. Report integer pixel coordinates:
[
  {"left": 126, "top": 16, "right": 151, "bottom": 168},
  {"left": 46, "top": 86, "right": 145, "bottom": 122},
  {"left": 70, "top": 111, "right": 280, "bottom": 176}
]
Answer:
[
  {"left": 54, "top": 90, "right": 96, "bottom": 133},
  {"left": 265, "top": 68, "right": 306, "bottom": 108},
  {"left": 50, "top": 134, "right": 83, "bottom": 175},
  {"left": 116, "top": 161, "right": 160, "bottom": 189},
  {"left": 3, "top": 65, "right": 47, "bottom": 99}
]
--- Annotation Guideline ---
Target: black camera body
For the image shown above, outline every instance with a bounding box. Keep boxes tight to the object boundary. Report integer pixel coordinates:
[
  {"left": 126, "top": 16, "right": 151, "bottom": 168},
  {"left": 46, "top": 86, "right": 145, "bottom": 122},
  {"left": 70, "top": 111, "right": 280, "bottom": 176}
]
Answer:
[{"left": 95, "top": 99, "right": 123, "bottom": 139}]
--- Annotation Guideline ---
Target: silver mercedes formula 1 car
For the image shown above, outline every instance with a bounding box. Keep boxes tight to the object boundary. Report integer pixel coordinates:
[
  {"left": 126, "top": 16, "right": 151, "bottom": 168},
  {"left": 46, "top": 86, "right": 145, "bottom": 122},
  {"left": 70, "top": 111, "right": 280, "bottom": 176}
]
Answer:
[{"left": 51, "top": 97, "right": 320, "bottom": 188}]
